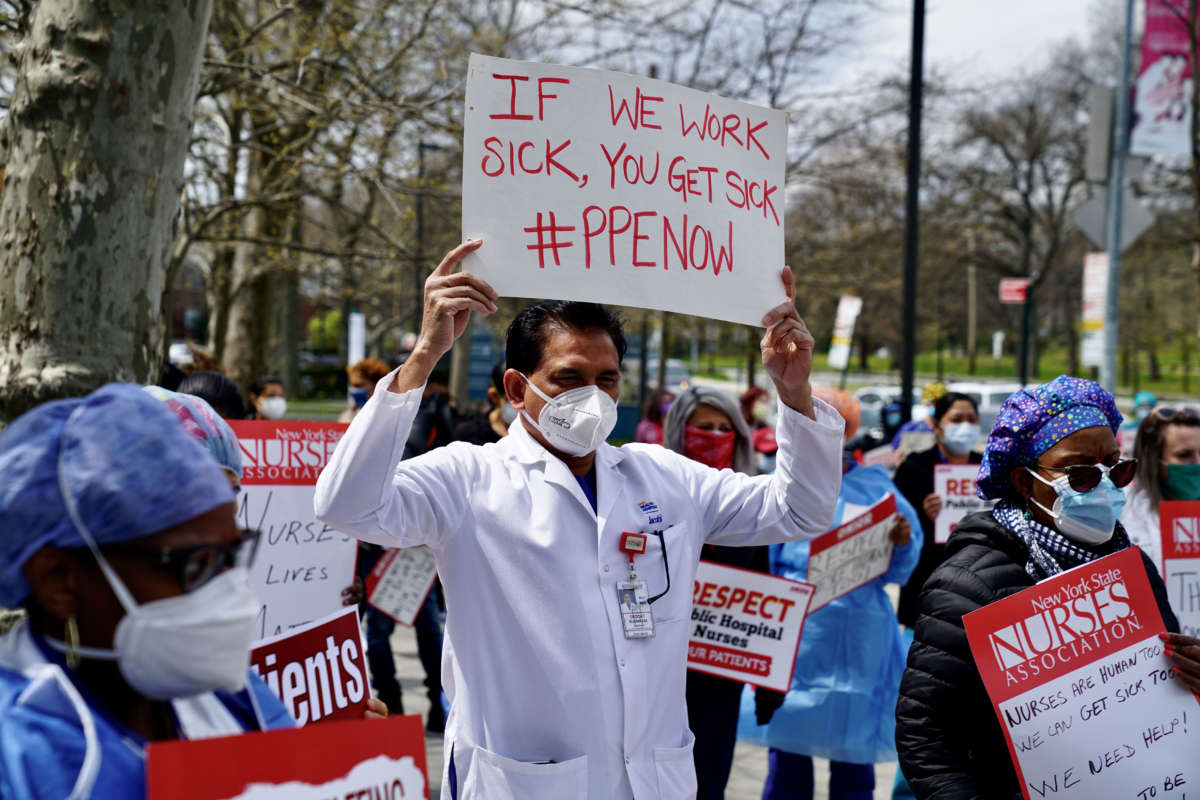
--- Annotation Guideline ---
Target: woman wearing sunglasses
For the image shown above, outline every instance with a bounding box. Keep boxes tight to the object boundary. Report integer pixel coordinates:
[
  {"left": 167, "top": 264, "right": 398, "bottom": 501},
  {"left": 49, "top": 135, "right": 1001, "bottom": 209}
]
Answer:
[
  {"left": 896, "top": 376, "right": 1198, "bottom": 800},
  {"left": 0, "top": 385, "right": 297, "bottom": 799},
  {"left": 1122, "top": 406, "right": 1200, "bottom": 571}
]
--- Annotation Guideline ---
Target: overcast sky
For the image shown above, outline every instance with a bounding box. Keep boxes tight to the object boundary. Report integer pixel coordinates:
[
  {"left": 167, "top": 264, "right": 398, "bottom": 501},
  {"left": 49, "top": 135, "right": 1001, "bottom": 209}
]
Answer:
[{"left": 832, "top": 0, "right": 1105, "bottom": 87}]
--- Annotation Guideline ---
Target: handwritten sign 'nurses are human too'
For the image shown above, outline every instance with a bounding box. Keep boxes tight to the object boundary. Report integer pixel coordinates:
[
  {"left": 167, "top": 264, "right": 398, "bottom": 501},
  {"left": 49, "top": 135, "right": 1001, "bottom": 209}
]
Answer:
[
  {"left": 462, "top": 53, "right": 789, "bottom": 326},
  {"left": 963, "top": 547, "right": 1199, "bottom": 800}
]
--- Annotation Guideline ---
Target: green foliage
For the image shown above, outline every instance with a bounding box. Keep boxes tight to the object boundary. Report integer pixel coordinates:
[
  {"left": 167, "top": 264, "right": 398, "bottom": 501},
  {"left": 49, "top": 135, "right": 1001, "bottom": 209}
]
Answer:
[{"left": 306, "top": 309, "right": 342, "bottom": 352}]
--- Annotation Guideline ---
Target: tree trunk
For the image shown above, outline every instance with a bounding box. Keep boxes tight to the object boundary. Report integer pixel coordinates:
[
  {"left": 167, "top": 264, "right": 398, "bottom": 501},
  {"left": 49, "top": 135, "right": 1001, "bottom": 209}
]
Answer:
[{"left": 0, "top": 0, "right": 214, "bottom": 423}]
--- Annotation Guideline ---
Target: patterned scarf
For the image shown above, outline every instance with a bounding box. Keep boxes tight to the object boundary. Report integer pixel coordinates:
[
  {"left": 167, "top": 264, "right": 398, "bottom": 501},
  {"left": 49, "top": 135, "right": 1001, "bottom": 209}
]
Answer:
[{"left": 992, "top": 499, "right": 1132, "bottom": 581}]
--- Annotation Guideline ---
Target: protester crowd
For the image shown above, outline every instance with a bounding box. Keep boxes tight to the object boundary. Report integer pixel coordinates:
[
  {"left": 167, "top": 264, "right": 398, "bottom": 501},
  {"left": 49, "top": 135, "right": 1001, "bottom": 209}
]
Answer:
[{"left": 2, "top": 242, "right": 1200, "bottom": 800}]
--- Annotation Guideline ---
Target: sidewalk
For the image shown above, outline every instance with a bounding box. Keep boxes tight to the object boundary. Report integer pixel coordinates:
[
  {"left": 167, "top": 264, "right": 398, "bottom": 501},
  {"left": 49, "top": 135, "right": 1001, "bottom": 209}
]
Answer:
[{"left": 387, "top": 623, "right": 898, "bottom": 799}]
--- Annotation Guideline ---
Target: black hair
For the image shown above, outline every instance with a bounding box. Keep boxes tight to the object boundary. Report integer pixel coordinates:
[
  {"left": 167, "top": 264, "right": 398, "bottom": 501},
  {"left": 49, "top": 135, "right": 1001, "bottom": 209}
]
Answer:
[
  {"left": 490, "top": 361, "right": 507, "bottom": 394},
  {"left": 250, "top": 375, "right": 283, "bottom": 398},
  {"left": 505, "top": 301, "right": 627, "bottom": 375},
  {"left": 177, "top": 371, "right": 248, "bottom": 420},
  {"left": 933, "top": 391, "right": 978, "bottom": 423}
]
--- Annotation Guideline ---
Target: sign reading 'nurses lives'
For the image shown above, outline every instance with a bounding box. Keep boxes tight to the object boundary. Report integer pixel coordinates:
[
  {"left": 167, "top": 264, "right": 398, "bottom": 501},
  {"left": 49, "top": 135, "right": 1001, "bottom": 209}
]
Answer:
[
  {"left": 805, "top": 495, "right": 896, "bottom": 611},
  {"left": 462, "top": 53, "right": 789, "bottom": 326},
  {"left": 147, "top": 715, "right": 429, "bottom": 800},
  {"left": 688, "top": 561, "right": 814, "bottom": 692},
  {"left": 963, "top": 547, "right": 1200, "bottom": 800},
  {"left": 230, "top": 421, "right": 358, "bottom": 640},
  {"left": 934, "top": 463, "right": 994, "bottom": 544},
  {"left": 1160, "top": 500, "right": 1200, "bottom": 638}
]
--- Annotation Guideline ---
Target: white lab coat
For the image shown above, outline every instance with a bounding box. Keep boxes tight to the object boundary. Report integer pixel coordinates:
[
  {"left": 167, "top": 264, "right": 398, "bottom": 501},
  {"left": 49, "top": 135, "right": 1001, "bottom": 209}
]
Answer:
[{"left": 314, "top": 370, "right": 844, "bottom": 800}]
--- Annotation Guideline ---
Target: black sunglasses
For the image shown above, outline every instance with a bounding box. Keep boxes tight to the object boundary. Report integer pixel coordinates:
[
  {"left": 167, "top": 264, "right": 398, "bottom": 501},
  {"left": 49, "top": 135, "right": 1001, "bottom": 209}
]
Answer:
[
  {"left": 102, "top": 528, "right": 261, "bottom": 593},
  {"left": 1033, "top": 459, "right": 1137, "bottom": 493}
]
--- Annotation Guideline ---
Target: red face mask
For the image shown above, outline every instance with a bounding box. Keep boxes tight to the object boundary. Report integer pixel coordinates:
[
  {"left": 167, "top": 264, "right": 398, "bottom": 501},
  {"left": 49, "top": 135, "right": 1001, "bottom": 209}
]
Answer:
[{"left": 684, "top": 426, "right": 736, "bottom": 470}]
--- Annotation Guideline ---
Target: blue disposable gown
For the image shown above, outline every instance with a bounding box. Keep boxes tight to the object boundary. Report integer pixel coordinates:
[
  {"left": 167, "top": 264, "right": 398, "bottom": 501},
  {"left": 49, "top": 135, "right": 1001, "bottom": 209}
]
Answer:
[
  {"left": 738, "top": 464, "right": 922, "bottom": 764},
  {"left": 0, "top": 621, "right": 295, "bottom": 799}
]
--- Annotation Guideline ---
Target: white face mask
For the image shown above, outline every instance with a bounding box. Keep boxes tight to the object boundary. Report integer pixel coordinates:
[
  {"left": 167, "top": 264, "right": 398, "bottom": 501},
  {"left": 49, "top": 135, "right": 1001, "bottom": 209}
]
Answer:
[
  {"left": 518, "top": 372, "right": 618, "bottom": 457},
  {"left": 941, "top": 422, "right": 980, "bottom": 456},
  {"left": 49, "top": 561, "right": 260, "bottom": 700},
  {"left": 259, "top": 396, "right": 287, "bottom": 420}
]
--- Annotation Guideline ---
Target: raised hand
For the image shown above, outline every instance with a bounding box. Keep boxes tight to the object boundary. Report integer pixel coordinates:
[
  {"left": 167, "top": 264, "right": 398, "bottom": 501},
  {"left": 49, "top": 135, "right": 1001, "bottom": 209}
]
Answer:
[{"left": 760, "top": 266, "right": 815, "bottom": 418}]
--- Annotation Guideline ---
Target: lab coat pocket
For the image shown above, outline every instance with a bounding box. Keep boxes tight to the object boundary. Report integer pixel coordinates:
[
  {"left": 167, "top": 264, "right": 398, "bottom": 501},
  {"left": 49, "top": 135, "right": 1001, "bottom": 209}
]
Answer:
[
  {"left": 653, "top": 731, "right": 698, "bottom": 800},
  {"left": 461, "top": 746, "right": 588, "bottom": 800}
]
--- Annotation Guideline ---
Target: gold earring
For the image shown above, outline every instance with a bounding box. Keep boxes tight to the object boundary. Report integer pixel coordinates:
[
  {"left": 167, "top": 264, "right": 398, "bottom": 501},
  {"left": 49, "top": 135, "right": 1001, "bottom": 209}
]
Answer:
[{"left": 65, "top": 616, "right": 81, "bottom": 669}]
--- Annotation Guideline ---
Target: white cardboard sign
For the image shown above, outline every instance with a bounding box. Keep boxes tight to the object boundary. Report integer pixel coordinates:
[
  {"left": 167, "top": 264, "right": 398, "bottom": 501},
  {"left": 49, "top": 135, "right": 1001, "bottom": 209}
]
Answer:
[
  {"left": 1160, "top": 500, "right": 1200, "bottom": 638},
  {"left": 934, "top": 463, "right": 994, "bottom": 544},
  {"left": 805, "top": 495, "right": 896, "bottom": 611},
  {"left": 688, "top": 560, "right": 814, "bottom": 692},
  {"left": 365, "top": 547, "right": 439, "bottom": 627},
  {"left": 964, "top": 548, "right": 1200, "bottom": 800},
  {"left": 462, "top": 53, "right": 788, "bottom": 326},
  {"left": 231, "top": 421, "right": 359, "bottom": 640}
]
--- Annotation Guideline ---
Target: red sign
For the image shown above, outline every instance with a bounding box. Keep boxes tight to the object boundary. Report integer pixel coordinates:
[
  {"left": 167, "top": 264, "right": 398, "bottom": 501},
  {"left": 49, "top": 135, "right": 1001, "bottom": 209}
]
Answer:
[
  {"left": 806, "top": 494, "right": 897, "bottom": 610},
  {"left": 1161, "top": 499, "right": 1200, "bottom": 561},
  {"left": 233, "top": 420, "right": 346, "bottom": 485},
  {"left": 999, "top": 277, "right": 1031, "bottom": 304},
  {"left": 249, "top": 606, "right": 369, "bottom": 725},
  {"left": 1160, "top": 500, "right": 1200, "bottom": 637},
  {"left": 147, "top": 715, "right": 429, "bottom": 800}
]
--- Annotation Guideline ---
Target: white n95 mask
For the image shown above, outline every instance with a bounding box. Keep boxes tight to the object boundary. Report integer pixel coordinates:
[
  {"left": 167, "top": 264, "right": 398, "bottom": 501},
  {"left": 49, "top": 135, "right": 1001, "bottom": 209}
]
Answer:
[
  {"left": 518, "top": 372, "right": 618, "bottom": 456},
  {"left": 50, "top": 564, "right": 261, "bottom": 700},
  {"left": 259, "top": 397, "right": 287, "bottom": 420}
]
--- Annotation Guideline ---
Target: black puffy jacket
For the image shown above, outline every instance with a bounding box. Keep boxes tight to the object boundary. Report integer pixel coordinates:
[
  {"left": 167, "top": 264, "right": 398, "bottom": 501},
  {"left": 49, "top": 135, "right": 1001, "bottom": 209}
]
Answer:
[{"left": 895, "top": 511, "right": 1179, "bottom": 800}]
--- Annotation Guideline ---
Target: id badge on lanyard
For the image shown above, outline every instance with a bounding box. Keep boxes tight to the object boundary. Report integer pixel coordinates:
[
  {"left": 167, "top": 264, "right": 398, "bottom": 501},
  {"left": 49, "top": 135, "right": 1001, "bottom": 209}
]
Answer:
[{"left": 617, "top": 532, "right": 655, "bottom": 639}]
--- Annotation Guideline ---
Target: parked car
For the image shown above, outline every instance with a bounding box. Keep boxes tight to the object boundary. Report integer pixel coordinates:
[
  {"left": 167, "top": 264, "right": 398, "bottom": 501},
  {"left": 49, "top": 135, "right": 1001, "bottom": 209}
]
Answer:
[
  {"left": 946, "top": 381, "right": 1023, "bottom": 432},
  {"left": 852, "top": 385, "right": 924, "bottom": 431},
  {"left": 621, "top": 358, "right": 692, "bottom": 397}
]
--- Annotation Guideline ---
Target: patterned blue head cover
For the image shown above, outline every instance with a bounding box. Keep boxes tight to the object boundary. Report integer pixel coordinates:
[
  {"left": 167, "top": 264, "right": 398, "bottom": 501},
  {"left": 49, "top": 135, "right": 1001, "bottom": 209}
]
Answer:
[
  {"left": 143, "top": 385, "right": 243, "bottom": 480},
  {"left": 977, "top": 375, "right": 1123, "bottom": 500},
  {"left": 0, "top": 384, "right": 235, "bottom": 607}
]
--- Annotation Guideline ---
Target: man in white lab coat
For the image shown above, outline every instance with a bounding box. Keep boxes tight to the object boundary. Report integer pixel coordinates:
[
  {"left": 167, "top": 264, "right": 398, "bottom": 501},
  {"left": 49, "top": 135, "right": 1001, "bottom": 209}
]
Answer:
[{"left": 315, "top": 240, "right": 844, "bottom": 800}]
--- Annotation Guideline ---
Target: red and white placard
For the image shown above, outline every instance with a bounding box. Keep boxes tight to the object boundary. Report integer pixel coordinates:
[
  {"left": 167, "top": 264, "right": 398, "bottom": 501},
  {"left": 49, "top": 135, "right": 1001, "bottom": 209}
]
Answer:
[
  {"left": 805, "top": 495, "right": 897, "bottom": 610},
  {"left": 964, "top": 547, "right": 1199, "bottom": 800},
  {"left": 366, "top": 546, "right": 439, "bottom": 626},
  {"left": 934, "top": 463, "right": 994, "bottom": 544},
  {"left": 1160, "top": 500, "right": 1200, "bottom": 638},
  {"left": 249, "top": 605, "right": 369, "bottom": 725},
  {"left": 688, "top": 561, "right": 814, "bottom": 692},
  {"left": 147, "top": 714, "right": 428, "bottom": 799},
  {"left": 231, "top": 421, "right": 358, "bottom": 640}
]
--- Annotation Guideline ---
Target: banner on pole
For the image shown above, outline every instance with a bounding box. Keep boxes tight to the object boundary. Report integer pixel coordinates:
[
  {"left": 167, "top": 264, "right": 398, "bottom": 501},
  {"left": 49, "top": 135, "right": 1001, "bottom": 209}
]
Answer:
[
  {"left": 963, "top": 548, "right": 1199, "bottom": 800},
  {"left": 231, "top": 421, "right": 358, "bottom": 640},
  {"left": 1131, "top": 1, "right": 1194, "bottom": 158},
  {"left": 688, "top": 561, "right": 813, "bottom": 692},
  {"left": 462, "top": 53, "right": 789, "bottom": 326},
  {"left": 827, "top": 295, "right": 863, "bottom": 371},
  {"left": 1081, "top": 253, "right": 1108, "bottom": 368}
]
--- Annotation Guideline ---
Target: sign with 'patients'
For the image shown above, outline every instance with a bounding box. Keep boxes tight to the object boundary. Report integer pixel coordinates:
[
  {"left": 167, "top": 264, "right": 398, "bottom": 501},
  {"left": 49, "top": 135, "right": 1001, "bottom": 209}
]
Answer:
[
  {"left": 688, "top": 561, "right": 814, "bottom": 692},
  {"left": 462, "top": 53, "right": 789, "bottom": 326},
  {"left": 231, "top": 421, "right": 358, "bottom": 640},
  {"left": 806, "top": 495, "right": 896, "bottom": 610},
  {"left": 963, "top": 547, "right": 1199, "bottom": 800},
  {"left": 1160, "top": 500, "right": 1200, "bottom": 638},
  {"left": 249, "top": 606, "right": 369, "bottom": 725},
  {"left": 147, "top": 714, "right": 429, "bottom": 799},
  {"left": 934, "top": 463, "right": 994, "bottom": 544}
]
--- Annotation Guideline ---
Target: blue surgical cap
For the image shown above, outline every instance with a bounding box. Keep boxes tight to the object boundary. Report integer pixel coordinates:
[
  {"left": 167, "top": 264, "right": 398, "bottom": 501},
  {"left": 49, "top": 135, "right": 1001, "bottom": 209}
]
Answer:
[{"left": 0, "top": 384, "right": 235, "bottom": 607}]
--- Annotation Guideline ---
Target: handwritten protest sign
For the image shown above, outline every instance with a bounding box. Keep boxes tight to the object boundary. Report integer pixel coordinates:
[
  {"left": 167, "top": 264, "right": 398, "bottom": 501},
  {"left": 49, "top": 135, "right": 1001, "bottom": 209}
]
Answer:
[
  {"left": 1160, "top": 500, "right": 1200, "bottom": 638},
  {"left": 963, "top": 547, "right": 1200, "bottom": 800},
  {"left": 805, "top": 495, "right": 896, "bottom": 611},
  {"left": 366, "top": 546, "right": 439, "bottom": 626},
  {"left": 688, "top": 561, "right": 813, "bottom": 692},
  {"left": 462, "top": 53, "right": 788, "bottom": 326},
  {"left": 230, "top": 421, "right": 358, "bottom": 639},
  {"left": 147, "top": 714, "right": 428, "bottom": 799},
  {"left": 934, "top": 463, "right": 994, "bottom": 544},
  {"left": 249, "top": 606, "right": 369, "bottom": 725}
]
